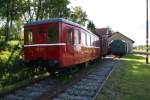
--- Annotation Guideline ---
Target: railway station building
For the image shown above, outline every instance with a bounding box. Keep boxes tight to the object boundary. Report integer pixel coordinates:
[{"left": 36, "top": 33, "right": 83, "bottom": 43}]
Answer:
[{"left": 108, "top": 32, "right": 134, "bottom": 53}]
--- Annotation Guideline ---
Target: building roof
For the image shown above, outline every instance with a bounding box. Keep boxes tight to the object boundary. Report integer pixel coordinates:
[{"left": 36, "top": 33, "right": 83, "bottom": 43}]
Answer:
[
  {"left": 111, "top": 32, "right": 134, "bottom": 43},
  {"left": 96, "top": 28, "right": 108, "bottom": 36}
]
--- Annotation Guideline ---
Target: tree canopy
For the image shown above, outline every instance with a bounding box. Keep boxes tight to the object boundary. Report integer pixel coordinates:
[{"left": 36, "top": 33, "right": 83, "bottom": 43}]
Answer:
[
  {"left": 87, "top": 20, "right": 96, "bottom": 33},
  {"left": 0, "top": 0, "right": 95, "bottom": 40},
  {"left": 71, "top": 6, "right": 87, "bottom": 26}
]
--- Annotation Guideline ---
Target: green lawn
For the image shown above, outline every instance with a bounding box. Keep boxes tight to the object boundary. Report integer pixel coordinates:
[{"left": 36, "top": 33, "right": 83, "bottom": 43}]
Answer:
[
  {"left": 133, "top": 49, "right": 150, "bottom": 53},
  {"left": 96, "top": 54, "right": 150, "bottom": 100}
]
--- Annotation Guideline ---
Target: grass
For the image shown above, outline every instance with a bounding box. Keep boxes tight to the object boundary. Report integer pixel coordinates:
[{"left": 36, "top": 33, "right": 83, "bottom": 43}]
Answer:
[
  {"left": 133, "top": 49, "right": 150, "bottom": 53},
  {"left": 133, "top": 49, "right": 146, "bottom": 52},
  {"left": 96, "top": 54, "right": 150, "bottom": 100}
]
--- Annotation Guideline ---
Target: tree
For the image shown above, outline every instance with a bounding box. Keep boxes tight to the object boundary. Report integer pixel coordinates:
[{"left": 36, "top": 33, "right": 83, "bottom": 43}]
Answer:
[
  {"left": 23, "top": 0, "right": 35, "bottom": 22},
  {"left": 24, "top": 0, "right": 71, "bottom": 22},
  {"left": 0, "top": 0, "right": 26, "bottom": 40},
  {"left": 71, "top": 6, "right": 87, "bottom": 26},
  {"left": 0, "top": 0, "right": 91, "bottom": 41},
  {"left": 44, "top": 0, "right": 71, "bottom": 19},
  {"left": 107, "top": 26, "right": 113, "bottom": 37},
  {"left": 87, "top": 20, "right": 96, "bottom": 33}
]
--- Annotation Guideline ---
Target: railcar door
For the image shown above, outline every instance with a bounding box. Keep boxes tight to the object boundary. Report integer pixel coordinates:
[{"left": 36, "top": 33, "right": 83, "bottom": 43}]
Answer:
[
  {"left": 74, "top": 29, "right": 81, "bottom": 64},
  {"left": 34, "top": 26, "right": 47, "bottom": 44},
  {"left": 63, "top": 26, "right": 74, "bottom": 66},
  {"left": 34, "top": 26, "right": 47, "bottom": 60},
  {"left": 46, "top": 24, "right": 60, "bottom": 60}
]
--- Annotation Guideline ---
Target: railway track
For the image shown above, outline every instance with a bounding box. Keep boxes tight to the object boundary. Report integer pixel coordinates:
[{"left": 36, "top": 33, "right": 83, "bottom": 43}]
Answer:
[
  {"left": 1, "top": 57, "right": 118, "bottom": 100},
  {"left": 0, "top": 77, "right": 60, "bottom": 100},
  {"left": 52, "top": 59, "right": 118, "bottom": 100}
]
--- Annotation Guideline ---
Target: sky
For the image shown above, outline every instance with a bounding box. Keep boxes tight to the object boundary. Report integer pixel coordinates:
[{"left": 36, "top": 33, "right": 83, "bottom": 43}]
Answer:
[{"left": 69, "top": 0, "right": 150, "bottom": 45}]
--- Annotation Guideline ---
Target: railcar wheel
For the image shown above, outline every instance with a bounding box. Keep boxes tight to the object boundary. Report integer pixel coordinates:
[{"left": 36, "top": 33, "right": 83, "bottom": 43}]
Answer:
[
  {"left": 46, "top": 66, "right": 56, "bottom": 76},
  {"left": 58, "top": 66, "right": 80, "bottom": 76},
  {"left": 82, "top": 62, "right": 89, "bottom": 68}
]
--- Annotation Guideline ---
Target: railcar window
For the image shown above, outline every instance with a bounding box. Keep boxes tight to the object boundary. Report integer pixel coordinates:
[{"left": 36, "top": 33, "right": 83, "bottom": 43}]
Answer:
[
  {"left": 87, "top": 34, "right": 90, "bottom": 46},
  {"left": 91, "top": 37, "right": 94, "bottom": 46},
  {"left": 95, "top": 37, "right": 99, "bottom": 47},
  {"left": 38, "top": 29, "right": 43, "bottom": 34},
  {"left": 37, "top": 29, "right": 44, "bottom": 41},
  {"left": 74, "top": 29, "right": 79, "bottom": 45},
  {"left": 25, "top": 30, "right": 33, "bottom": 45},
  {"left": 47, "top": 26, "right": 59, "bottom": 43},
  {"left": 93, "top": 37, "right": 96, "bottom": 46},
  {"left": 81, "top": 32, "right": 87, "bottom": 46},
  {"left": 67, "top": 29, "right": 73, "bottom": 44}
]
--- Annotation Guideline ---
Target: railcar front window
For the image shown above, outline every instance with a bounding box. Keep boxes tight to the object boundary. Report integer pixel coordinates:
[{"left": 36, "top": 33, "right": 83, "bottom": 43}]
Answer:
[
  {"left": 25, "top": 31, "right": 33, "bottom": 45},
  {"left": 47, "top": 26, "right": 59, "bottom": 43},
  {"left": 67, "top": 29, "right": 73, "bottom": 44}
]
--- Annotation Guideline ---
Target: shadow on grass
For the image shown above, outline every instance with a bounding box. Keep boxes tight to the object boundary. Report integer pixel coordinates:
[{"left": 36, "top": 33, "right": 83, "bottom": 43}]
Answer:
[
  {"left": 122, "top": 54, "right": 150, "bottom": 68},
  {"left": 123, "top": 54, "right": 145, "bottom": 60}
]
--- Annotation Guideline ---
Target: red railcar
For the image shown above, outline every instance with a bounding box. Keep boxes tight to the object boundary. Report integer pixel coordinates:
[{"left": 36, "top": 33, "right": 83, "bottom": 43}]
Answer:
[{"left": 24, "top": 18, "right": 100, "bottom": 72}]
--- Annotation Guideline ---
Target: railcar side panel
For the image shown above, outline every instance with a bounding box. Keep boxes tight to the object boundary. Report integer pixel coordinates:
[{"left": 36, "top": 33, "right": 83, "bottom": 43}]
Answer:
[{"left": 59, "top": 22, "right": 100, "bottom": 68}]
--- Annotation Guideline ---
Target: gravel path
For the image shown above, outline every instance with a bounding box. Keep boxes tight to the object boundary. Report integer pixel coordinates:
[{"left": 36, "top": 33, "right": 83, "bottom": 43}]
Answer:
[{"left": 52, "top": 59, "right": 118, "bottom": 100}]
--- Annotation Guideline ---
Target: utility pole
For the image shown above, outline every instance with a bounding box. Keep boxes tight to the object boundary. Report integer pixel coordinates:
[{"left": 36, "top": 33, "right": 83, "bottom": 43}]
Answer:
[{"left": 146, "top": 0, "right": 149, "bottom": 63}]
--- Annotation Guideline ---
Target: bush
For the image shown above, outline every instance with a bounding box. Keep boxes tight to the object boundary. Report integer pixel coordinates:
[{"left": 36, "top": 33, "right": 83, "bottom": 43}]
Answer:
[
  {"left": 0, "top": 36, "right": 5, "bottom": 41},
  {"left": 0, "top": 51, "right": 11, "bottom": 67},
  {"left": 0, "top": 40, "right": 46, "bottom": 89},
  {"left": 0, "top": 40, "right": 25, "bottom": 87}
]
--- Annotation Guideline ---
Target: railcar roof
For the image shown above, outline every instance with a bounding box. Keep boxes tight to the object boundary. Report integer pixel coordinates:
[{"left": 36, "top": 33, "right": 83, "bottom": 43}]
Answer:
[
  {"left": 25, "top": 18, "right": 80, "bottom": 26},
  {"left": 24, "top": 18, "right": 97, "bottom": 37}
]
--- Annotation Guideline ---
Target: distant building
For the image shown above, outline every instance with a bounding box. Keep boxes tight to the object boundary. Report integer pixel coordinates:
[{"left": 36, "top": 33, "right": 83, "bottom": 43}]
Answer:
[
  {"left": 96, "top": 28, "right": 113, "bottom": 56},
  {"left": 96, "top": 28, "right": 113, "bottom": 38},
  {"left": 108, "top": 32, "right": 134, "bottom": 53}
]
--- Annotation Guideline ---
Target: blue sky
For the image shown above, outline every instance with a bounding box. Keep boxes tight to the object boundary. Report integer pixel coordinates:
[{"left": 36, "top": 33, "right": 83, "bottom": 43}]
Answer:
[{"left": 69, "top": 0, "right": 150, "bottom": 45}]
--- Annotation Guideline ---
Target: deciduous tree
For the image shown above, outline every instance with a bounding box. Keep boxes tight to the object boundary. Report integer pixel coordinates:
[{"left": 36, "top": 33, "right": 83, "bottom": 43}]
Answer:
[
  {"left": 0, "top": 0, "right": 26, "bottom": 40},
  {"left": 87, "top": 20, "right": 96, "bottom": 33},
  {"left": 71, "top": 6, "right": 87, "bottom": 26}
]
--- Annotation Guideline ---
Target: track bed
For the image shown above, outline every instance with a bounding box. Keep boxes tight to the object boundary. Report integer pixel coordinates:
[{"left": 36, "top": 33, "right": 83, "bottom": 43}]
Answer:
[{"left": 52, "top": 59, "right": 118, "bottom": 100}]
